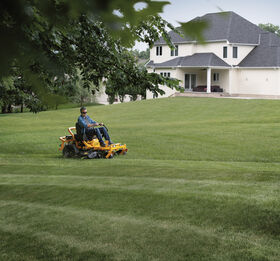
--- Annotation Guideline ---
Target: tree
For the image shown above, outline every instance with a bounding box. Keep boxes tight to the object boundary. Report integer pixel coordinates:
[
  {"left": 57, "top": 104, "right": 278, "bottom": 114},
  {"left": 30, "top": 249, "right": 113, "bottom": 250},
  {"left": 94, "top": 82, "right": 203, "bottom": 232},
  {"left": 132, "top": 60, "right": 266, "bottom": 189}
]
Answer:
[
  {"left": 139, "top": 49, "right": 150, "bottom": 60},
  {"left": 131, "top": 48, "right": 150, "bottom": 61},
  {"left": 0, "top": 71, "right": 48, "bottom": 113},
  {"left": 0, "top": 77, "right": 17, "bottom": 113},
  {"left": 259, "top": 23, "right": 280, "bottom": 36},
  {"left": 0, "top": 0, "right": 207, "bottom": 111},
  {"left": 73, "top": 16, "right": 181, "bottom": 104},
  {"left": 70, "top": 69, "right": 96, "bottom": 107}
]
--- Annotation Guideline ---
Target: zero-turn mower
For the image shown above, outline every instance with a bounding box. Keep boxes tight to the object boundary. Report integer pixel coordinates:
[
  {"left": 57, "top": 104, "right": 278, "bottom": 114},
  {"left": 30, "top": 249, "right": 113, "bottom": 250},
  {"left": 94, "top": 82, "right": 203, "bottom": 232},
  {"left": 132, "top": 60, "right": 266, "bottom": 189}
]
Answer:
[{"left": 59, "top": 123, "right": 127, "bottom": 159}]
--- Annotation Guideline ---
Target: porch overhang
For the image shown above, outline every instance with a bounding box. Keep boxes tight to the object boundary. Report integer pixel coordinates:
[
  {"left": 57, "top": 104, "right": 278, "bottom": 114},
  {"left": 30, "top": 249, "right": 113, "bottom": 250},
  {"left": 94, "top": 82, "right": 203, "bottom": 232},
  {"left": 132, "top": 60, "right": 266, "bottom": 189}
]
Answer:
[{"left": 146, "top": 53, "right": 231, "bottom": 69}]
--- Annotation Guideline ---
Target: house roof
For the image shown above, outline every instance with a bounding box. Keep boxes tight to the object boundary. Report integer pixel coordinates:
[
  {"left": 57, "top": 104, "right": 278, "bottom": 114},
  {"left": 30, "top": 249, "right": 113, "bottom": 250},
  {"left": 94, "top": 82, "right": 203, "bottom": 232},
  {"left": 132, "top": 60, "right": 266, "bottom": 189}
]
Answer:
[
  {"left": 152, "top": 11, "right": 280, "bottom": 68},
  {"left": 155, "top": 11, "right": 265, "bottom": 45},
  {"left": 239, "top": 33, "right": 280, "bottom": 67},
  {"left": 239, "top": 47, "right": 280, "bottom": 67},
  {"left": 147, "top": 53, "right": 231, "bottom": 68}
]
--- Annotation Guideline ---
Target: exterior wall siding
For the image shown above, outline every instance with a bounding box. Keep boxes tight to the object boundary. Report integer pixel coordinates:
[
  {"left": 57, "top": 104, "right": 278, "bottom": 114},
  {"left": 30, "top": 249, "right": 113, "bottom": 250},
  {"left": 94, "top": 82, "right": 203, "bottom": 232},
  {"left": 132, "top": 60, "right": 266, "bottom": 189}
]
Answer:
[
  {"left": 147, "top": 67, "right": 231, "bottom": 99},
  {"left": 150, "top": 45, "right": 175, "bottom": 63},
  {"left": 151, "top": 42, "right": 255, "bottom": 66},
  {"left": 225, "top": 45, "right": 255, "bottom": 66},
  {"left": 146, "top": 68, "right": 177, "bottom": 99},
  {"left": 176, "top": 68, "right": 229, "bottom": 92},
  {"left": 148, "top": 41, "right": 261, "bottom": 98},
  {"left": 231, "top": 69, "right": 280, "bottom": 95},
  {"left": 176, "top": 44, "right": 195, "bottom": 58},
  {"left": 147, "top": 67, "right": 280, "bottom": 98},
  {"left": 177, "top": 68, "right": 206, "bottom": 88},
  {"left": 211, "top": 69, "right": 229, "bottom": 93}
]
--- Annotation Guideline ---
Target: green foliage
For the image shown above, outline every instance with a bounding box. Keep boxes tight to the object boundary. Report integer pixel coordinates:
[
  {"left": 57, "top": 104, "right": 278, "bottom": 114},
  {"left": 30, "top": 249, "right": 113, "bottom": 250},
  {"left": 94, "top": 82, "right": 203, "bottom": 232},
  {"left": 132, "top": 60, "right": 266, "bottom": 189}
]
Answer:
[
  {"left": 0, "top": 0, "right": 207, "bottom": 112},
  {"left": 130, "top": 14, "right": 179, "bottom": 48},
  {"left": 0, "top": 77, "right": 18, "bottom": 113},
  {"left": 74, "top": 18, "right": 180, "bottom": 104},
  {"left": 180, "top": 20, "right": 209, "bottom": 43},
  {"left": 70, "top": 69, "right": 96, "bottom": 106},
  {"left": 132, "top": 48, "right": 150, "bottom": 61},
  {"left": 105, "top": 54, "right": 180, "bottom": 103},
  {"left": 259, "top": 23, "right": 280, "bottom": 36}
]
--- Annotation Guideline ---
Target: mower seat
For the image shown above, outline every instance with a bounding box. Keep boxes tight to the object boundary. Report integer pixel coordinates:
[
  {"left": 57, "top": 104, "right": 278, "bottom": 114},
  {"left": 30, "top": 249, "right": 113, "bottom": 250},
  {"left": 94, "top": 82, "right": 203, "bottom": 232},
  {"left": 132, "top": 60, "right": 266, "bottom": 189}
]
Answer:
[{"left": 75, "top": 122, "right": 85, "bottom": 141}]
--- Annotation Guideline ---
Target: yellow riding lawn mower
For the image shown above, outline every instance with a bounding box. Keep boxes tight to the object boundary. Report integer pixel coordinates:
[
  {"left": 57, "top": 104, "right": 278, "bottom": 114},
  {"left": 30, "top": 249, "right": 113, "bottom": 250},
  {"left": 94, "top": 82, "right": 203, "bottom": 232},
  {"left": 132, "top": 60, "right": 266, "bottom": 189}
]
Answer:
[{"left": 59, "top": 123, "right": 128, "bottom": 159}]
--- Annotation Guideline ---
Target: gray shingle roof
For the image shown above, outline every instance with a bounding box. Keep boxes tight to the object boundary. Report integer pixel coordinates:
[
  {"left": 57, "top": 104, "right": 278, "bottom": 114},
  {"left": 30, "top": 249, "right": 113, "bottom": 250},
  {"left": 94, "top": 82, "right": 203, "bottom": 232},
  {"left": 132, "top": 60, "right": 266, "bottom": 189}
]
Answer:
[
  {"left": 147, "top": 53, "right": 230, "bottom": 68},
  {"left": 155, "top": 11, "right": 265, "bottom": 45},
  {"left": 239, "top": 33, "right": 280, "bottom": 67},
  {"left": 239, "top": 47, "right": 280, "bottom": 67}
]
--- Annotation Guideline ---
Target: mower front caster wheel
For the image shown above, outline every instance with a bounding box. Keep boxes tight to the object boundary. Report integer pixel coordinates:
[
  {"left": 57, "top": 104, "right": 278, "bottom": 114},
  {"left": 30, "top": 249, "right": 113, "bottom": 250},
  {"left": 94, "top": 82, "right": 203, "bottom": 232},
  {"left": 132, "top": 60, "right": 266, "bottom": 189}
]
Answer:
[{"left": 63, "top": 144, "right": 76, "bottom": 158}]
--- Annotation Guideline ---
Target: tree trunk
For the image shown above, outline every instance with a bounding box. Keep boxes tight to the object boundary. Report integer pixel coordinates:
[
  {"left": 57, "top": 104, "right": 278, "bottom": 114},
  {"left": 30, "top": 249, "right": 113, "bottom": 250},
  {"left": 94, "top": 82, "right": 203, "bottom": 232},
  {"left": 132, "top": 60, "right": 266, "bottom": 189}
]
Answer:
[
  {"left": 21, "top": 103, "right": 24, "bottom": 113},
  {"left": 1, "top": 105, "right": 7, "bottom": 113},
  {"left": 119, "top": 95, "right": 124, "bottom": 103},
  {"left": 7, "top": 104, "right": 13, "bottom": 113}
]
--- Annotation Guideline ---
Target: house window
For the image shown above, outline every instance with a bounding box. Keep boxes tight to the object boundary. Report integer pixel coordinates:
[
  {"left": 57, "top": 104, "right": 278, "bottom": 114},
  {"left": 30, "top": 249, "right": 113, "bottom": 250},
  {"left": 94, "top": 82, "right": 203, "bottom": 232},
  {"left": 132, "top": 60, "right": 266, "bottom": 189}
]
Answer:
[
  {"left": 160, "top": 72, "right": 171, "bottom": 78},
  {"left": 233, "top": 46, "right": 238, "bottom": 58},
  {"left": 213, "top": 73, "right": 220, "bottom": 82},
  {"left": 171, "top": 45, "right": 178, "bottom": 56},
  {"left": 223, "top": 46, "right": 227, "bottom": 58},
  {"left": 156, "top": 46, "right": 162, "bottom": 56}
]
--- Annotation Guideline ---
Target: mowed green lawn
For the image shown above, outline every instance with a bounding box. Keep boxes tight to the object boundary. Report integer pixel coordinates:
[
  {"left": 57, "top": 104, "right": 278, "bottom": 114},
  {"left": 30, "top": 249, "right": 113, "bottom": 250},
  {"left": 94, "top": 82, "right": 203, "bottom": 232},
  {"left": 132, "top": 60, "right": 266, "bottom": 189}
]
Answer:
[{"left": 0, "top": 97, "right": 280, "bottom": 261}]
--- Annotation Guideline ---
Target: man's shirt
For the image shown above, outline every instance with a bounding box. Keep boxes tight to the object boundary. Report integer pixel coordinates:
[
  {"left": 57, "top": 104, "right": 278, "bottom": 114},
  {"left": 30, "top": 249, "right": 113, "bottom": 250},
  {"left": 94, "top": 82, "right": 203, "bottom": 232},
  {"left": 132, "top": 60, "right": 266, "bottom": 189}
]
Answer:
[{"left": 78, "top": 115, "right": 96, "bottom": 132}]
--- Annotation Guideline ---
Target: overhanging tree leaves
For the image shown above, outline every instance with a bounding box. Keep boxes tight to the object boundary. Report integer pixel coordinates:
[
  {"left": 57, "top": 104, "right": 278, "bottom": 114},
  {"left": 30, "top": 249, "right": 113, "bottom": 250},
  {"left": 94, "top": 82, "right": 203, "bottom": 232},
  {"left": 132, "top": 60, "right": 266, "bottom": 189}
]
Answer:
[{"left": 0, "top": 0, "right": 206, "bottom": 111}]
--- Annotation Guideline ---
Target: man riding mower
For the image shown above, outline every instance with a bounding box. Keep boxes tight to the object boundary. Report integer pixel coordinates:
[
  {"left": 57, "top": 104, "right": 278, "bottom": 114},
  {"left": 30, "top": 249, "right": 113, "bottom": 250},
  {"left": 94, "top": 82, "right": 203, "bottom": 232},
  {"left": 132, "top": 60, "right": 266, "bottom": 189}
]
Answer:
[{"left": 59, "top": 107, "right": 127, "bottom": 159}]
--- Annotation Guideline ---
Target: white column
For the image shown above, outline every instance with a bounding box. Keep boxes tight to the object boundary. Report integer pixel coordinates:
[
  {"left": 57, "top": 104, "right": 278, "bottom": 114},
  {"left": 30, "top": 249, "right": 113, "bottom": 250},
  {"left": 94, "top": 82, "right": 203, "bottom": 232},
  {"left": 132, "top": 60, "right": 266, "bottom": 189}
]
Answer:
[
  {"left": 228, "top": 69, "right": 232, "bottom": 94},
  {"left": 207, "top": 67, "right": 211, "bottom": 93}
]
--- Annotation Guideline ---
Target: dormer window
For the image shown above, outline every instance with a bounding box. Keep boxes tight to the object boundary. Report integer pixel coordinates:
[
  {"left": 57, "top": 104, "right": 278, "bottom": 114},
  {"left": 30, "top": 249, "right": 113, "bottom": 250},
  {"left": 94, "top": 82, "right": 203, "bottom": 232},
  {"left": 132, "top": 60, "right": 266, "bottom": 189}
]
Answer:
[
  {"left": 156, "top": 46, "right": 162, "bottom": 56},
  {"left": 171, "top": 45, "right": 178, "bottom": 56},
  {"left": 223, "top": 46, "right": 227, "bottom": 58},
  {"left": 233, "top": 46, "right": 238, "bottom": 58}
]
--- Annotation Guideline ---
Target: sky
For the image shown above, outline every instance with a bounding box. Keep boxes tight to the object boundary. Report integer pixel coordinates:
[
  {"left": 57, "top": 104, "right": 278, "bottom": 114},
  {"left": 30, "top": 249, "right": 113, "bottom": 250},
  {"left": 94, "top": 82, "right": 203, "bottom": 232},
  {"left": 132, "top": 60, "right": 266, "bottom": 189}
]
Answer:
[{"left": 134, "top": 0, "right": 280, "bottom": 50}]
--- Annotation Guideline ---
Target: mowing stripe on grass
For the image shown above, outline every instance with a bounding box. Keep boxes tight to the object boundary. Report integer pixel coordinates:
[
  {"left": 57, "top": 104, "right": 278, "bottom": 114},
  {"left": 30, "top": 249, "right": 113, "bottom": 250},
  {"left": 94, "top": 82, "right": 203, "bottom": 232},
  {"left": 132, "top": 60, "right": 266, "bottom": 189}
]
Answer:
[
  {"left": 1, "top": 200, "right": 280, "bottom": 261},
  {"left": 0, "top": 174, "right": 279, "bottom": 202}
]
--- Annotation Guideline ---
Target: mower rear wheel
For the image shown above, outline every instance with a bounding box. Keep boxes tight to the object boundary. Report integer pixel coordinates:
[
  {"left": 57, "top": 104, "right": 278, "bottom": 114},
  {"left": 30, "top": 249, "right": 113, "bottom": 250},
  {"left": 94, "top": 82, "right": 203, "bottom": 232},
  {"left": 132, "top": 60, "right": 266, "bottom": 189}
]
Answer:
[{"left": 63, "top": 144, "right": 76, "bottom": 158}]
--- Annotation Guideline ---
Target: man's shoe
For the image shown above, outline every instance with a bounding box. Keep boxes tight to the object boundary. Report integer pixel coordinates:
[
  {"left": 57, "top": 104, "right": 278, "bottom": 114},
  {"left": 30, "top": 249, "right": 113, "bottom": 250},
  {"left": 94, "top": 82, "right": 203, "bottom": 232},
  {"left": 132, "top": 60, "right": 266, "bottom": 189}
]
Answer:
[
  {"left": 100, "top": 142, "right": 106, "bottom": 147},
  {"left": 108, "top": 141, "right": 114, "bottom": 145}
]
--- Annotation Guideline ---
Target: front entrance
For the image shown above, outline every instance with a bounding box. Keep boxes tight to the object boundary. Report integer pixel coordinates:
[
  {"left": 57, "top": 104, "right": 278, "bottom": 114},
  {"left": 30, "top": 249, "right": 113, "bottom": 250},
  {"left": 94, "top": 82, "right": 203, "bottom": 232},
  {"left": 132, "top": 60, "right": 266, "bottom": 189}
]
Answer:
[{"left": 185, "top": 74, "right": 196, "bottom": 91}]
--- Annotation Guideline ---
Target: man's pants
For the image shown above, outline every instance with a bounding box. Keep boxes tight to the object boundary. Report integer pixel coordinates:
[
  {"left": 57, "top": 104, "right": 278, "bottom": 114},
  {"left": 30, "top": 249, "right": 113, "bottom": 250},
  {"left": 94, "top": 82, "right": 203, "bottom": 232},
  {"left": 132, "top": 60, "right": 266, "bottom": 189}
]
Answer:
[{"left": 86, "top": 127, "right": 111, "bottom": 145}]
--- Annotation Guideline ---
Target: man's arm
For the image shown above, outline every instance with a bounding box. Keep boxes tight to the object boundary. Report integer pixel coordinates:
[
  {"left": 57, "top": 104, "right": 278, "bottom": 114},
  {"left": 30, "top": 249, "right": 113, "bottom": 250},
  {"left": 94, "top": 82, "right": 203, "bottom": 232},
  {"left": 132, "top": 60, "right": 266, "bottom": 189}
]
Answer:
[
  {"left": 88, "top": 116, "right": 103, "bottom": 127},
  {"left": 87, "top": 116, "right": 98, "bottom": 127}
]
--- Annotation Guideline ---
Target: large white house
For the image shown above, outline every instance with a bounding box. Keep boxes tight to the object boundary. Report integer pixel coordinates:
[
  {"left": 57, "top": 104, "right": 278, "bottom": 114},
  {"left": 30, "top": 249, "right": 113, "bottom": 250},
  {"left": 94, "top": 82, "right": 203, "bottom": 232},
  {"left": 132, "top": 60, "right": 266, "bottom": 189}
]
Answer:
[{"left": 146, "top": 11, "right": 280, "bottom": 98}]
